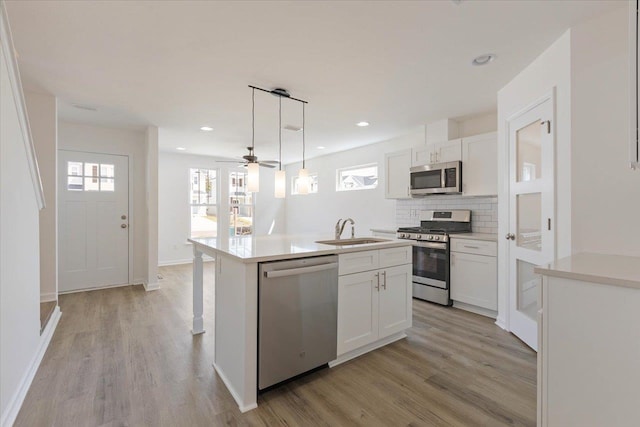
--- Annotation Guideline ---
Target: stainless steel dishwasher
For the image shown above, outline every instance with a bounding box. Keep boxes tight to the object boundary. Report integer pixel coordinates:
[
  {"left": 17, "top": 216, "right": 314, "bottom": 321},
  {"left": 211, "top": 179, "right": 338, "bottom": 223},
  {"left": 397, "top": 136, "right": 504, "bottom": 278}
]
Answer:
[{"left": 258, "top": 255, "right": 338, "bottom": 390}]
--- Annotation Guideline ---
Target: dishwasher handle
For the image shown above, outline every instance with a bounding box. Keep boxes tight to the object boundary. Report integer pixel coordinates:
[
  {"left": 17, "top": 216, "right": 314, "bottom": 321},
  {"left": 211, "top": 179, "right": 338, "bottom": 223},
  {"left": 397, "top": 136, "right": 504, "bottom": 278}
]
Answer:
[{"left": 264, "top": 262, "right": 338, "bottom": 278}]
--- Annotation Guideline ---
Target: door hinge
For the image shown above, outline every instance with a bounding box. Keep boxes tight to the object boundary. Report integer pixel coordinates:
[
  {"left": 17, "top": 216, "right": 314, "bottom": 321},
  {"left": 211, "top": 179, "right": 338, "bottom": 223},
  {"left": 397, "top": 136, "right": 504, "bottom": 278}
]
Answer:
[
  {"left": 547, "top": 218, "right": 551, "bottom": 231},
  {"left": 541, "top": 120, "right": 551, "bottom": 134}
]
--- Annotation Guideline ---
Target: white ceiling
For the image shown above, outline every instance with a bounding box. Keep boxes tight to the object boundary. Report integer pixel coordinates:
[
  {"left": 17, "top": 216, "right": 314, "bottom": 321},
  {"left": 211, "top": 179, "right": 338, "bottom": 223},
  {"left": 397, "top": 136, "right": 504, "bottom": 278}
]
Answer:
[{"left": 5, "top": 0, "right": 622, "bottom": 164}]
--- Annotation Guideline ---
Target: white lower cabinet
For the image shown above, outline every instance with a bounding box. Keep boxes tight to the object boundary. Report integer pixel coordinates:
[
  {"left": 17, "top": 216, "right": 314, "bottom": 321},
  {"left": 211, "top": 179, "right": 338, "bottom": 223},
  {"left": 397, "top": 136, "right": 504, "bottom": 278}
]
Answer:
[
  {"left": 450, "top": 238, "right": 497, "bottom": 316},
  {"left": 337, "top": 247, "right": 412, "bottom": 356}
]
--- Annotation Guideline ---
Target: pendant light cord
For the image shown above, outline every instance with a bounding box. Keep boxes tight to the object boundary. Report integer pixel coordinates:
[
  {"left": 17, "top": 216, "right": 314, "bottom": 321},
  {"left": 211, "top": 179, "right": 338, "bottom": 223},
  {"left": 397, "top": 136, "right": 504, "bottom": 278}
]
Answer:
[
  {"left": 251, "top": 88, "right": 255, "bottom": 151},
  {"left": 302, "top": 103, "right": 306, "bottom": 169},
  {"left": 279, "top": 96, "right": 282, "bottom": 171}
]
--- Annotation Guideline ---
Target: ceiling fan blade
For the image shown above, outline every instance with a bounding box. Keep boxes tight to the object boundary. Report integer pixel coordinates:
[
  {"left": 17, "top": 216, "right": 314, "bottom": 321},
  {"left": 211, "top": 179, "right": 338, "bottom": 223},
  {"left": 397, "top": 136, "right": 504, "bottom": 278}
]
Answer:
[
  {"left": 259, "top": 162, "right": 276, "bottom": 168},
  {"left": 260, "top": 160, "right": 280, "bottom": 165},
  {"left": 216, "top": 160, "right": 245, "bottom": 164}
]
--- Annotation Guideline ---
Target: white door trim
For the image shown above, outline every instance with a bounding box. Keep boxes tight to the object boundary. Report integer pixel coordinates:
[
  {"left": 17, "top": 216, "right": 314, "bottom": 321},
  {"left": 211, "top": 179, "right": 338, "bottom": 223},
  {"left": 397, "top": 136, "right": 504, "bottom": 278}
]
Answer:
[
  {"left": 58, "top": 149, "right": 134, "bottom": 287},
  {"left": 503, "top": 89, "right": 556, "bottom": 341}
]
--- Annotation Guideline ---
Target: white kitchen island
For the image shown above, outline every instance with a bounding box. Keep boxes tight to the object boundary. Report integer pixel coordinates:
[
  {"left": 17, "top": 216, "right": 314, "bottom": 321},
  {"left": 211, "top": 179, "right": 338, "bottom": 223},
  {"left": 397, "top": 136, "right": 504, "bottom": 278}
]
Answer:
[{"left": 188, "top": 234, "right": 413, "bottom": 412}]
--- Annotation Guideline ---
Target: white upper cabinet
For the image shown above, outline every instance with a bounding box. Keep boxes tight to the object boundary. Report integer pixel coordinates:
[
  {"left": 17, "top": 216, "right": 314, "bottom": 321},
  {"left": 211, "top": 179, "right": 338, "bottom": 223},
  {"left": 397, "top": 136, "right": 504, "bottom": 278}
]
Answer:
[
  {"left": 384, "top": 149, "right": 412, "bottom": 199},
  {"left": 461, "top": 132, "right": 497, "bottom": 196},
  {"left": 411, "top": 139, "right": 462, "bottom": 166}
]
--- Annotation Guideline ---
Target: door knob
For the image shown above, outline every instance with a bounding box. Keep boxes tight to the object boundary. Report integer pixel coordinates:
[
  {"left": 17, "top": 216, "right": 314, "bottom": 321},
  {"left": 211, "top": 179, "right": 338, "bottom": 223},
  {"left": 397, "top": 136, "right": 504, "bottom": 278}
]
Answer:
[
  {"left": 505, "top": 233, "right": 515, "bottom": 240},
  {"left": 121, "top": 224, "right": 127, "bottom": 229},
  {"left": 121, "top": 214, "right": 127, "bottom": 220}
]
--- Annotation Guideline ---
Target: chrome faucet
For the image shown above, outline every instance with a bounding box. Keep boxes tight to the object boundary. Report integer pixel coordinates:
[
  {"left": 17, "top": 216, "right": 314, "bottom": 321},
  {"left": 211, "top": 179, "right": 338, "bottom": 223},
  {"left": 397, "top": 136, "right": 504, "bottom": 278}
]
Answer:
[{"left": 335, "top": 218, "right": 355, "bottom": 239}]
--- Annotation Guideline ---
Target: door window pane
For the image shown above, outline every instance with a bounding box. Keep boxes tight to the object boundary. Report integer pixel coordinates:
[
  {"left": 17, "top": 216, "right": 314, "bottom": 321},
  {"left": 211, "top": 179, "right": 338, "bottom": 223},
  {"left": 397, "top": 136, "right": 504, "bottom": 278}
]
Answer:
[
  {"left": 67, "top": 161, "right": 116, "bottom": 192},
  {"left": 516, "top": 120, "right": 542, "bottom": 182},
  {"left": 100, "top": 178, "right": 115, "bottom": 192},
  {"left": 191, "top": 205, "right": 218, "bottom": 238},
  {"left": 84, "top": 177, "right": 100, "bottom": 191},
  {"left": 84, "top": 163, "right": 99, "bottom": 177},
  {"left": 68, "top": 162, "right": 83, "bottom": 176},
  {"left": 189, "top": 168, "right": 218, "bottom": 238},
  {"left": 100, "top": 164, "right": 114, "bottom": 178},
  {"left": 229, "top": 171, "right": 253, "bottom": 236},
  {"left": 517, "top": 193, "right": 541, "bottom": 251},
  {"left": 67, "top": 176, "right": 83, "bottom": 191},
  {"left": 517, "top": 260, "right": 540, "bottom": 321}
]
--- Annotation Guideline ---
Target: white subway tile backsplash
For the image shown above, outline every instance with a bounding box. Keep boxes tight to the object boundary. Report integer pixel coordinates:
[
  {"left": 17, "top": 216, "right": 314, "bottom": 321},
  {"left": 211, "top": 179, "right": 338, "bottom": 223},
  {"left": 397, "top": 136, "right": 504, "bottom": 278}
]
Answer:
[{"left": 397, "top": 195, "right": 498, "bottom": 233}]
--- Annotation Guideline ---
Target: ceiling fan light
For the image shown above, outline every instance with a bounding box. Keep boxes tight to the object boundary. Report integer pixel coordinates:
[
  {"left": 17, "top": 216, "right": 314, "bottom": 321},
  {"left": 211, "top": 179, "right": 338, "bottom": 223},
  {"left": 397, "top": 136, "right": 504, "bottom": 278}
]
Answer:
[
  {"left": 247, "top": 162, "right": 260, "bottom": 192},
  {"left": 275, "top": 170, "right": 286, "bottom": 198},
  {"left": 297, "top": 168, "right": 310, "bottom": 195}
]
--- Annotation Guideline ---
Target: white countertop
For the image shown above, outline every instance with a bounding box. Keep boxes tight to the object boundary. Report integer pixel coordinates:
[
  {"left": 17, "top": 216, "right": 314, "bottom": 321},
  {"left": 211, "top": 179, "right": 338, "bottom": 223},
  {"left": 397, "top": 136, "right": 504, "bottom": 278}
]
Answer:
[
  {"left": 189, "top": 234, "right": 412, "bottom": 263},
  {"left": 449, "top": 232, "right": 498, "bottom": 242},
  {"left": 534, "top": 253, "right": 640, "bottom": 290}
]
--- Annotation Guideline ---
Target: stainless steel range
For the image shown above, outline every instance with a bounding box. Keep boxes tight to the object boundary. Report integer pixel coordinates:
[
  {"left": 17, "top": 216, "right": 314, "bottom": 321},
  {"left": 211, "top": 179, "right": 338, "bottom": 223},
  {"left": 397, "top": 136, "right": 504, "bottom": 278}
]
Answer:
[{"left": 397, "top": 210, "right": 471, "bottom": 306}]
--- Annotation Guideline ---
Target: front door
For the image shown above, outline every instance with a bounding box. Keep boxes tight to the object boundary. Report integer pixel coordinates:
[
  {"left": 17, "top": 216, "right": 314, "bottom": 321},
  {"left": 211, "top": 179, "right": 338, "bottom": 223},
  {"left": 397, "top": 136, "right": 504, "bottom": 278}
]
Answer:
[
  {"left": 58, "top": 150, "right": 129, "bottom": 292},
  {"left": 507, "top": 96, "right": 555, "bottom": 350}
]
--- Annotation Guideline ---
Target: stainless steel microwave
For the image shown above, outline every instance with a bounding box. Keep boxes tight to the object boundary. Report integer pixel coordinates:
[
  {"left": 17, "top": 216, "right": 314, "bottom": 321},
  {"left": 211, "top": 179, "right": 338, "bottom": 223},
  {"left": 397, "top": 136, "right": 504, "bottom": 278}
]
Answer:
[{"left": 410, "top": 161, "right": 462, "bottom": 195}]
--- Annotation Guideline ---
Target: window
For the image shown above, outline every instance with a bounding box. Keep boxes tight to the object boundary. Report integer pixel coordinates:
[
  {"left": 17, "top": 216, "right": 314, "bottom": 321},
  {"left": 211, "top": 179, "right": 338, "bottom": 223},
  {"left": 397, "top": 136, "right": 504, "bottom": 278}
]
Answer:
[
  {"left": 190, "top": 168, "right": 217, "bottom": 238},
  {"left": 229, "top": 171, "right": 253, "bottom": 236},
  {"left": 336, "top": 164, "right": 378, "bottom": 191},
  {"left": 66, "top": 161, "right": 114, "bottom": 191},
  {"left": 291, "top": 173, "right": 318, "bottom": 195}
]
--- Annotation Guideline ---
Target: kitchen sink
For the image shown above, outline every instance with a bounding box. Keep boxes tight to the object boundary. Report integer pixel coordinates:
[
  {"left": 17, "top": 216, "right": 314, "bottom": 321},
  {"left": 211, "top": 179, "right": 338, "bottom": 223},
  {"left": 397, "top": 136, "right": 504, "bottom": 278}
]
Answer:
[{"left": 315, "top": 237, "right": 391, "bottom": 246}]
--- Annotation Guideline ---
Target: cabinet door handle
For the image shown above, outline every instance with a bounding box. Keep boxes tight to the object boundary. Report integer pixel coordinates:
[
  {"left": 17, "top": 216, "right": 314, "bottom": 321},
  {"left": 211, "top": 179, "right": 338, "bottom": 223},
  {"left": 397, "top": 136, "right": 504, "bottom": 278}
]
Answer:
[
  {"left": 463, "top": 245, "right": 480, "bottom": 249},
  {"left": 429, "top": 152, "right": 433, "bottom": 163},
  {"left": 375, "top": 272, "right": 380, "bottom": 291},
  {"left": 451, "top": 254, "right": 455, "bottom": 266},
  {"left": 381, "top": 271, "right": 387, "bottom": 290}
]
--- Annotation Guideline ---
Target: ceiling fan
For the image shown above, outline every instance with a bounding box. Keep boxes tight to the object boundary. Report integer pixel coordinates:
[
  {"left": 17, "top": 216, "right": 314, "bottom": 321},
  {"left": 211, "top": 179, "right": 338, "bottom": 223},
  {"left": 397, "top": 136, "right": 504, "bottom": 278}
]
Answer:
[{"left": 217, "top": 146, "right": 280, "bottom": 169}]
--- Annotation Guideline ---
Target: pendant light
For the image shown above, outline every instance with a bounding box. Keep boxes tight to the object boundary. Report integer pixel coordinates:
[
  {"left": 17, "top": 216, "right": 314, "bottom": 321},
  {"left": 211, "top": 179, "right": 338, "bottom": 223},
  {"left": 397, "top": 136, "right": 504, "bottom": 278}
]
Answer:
[
  {"left": 274, "top": 95, "right": 286, "bottom": 198},
  {"left": 297, "top": 103, "right": 310, "bottom": 195},
  {"left": 247, "top": 88, "right": 260, "bottom": 192}
]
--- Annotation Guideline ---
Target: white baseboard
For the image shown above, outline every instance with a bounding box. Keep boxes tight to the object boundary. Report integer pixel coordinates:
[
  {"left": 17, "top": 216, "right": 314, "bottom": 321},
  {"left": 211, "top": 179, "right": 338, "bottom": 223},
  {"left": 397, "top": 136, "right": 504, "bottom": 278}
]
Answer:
[
  {"left": 495, "top": 315, "right": 508, "bottom": 331},
  {"left": 40, "top": 292, "right": 57, "bottom": 303},
  {"left": 452, "top": 301, "right": 497, "bottom": 319},
  {"left": 158, "top": 256, "right": 214, "bottom": 267},
  {"left": 212, "top": 362, "right": 257, "bottom": 413},
  {"left": 143, "top": 281, "right": 160, "bottom": 292},
  {"left": 1, "top": 306, "right": 61, "bottom": 427},
  {"left": 58, "top": 282, "right": 136, "bottom": 295},
  {"left": 329, "top": 332, "right": 407, "bottom": 368}
]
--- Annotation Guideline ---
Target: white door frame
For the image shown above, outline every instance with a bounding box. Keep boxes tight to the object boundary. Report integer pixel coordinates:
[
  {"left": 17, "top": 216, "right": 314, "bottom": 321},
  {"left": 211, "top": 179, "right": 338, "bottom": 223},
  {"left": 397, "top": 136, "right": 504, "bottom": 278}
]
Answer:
[
  {"left": 502, "top": 89, "right": 556, "bottom": 337},
  {"left": 58, "top": 149, "right": 134, "bottom": 287}
]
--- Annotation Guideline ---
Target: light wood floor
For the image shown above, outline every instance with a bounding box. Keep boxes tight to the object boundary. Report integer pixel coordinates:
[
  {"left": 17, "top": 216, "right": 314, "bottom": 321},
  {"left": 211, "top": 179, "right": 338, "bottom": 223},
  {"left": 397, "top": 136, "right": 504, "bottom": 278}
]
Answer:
[{"left": 16, "top": 263, "right": 536, "bottom": 426}]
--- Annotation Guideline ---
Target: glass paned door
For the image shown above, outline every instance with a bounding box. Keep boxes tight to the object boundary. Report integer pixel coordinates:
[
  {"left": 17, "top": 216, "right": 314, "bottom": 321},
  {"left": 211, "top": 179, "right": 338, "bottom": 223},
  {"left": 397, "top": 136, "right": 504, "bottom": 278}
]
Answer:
[{"left": 508, "top": 95, "right": 555, "bottom": 350}]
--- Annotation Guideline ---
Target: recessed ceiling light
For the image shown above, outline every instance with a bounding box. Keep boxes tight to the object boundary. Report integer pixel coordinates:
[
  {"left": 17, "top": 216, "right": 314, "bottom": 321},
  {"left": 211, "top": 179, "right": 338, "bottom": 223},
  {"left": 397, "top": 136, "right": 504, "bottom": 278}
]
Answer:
[
  {"left": 471, "top": 54, "right": 496, "bottom": 66},
  {"left": 200, "top": 126, "right": 214, "bottom": 131},
  {"left": 176, "top": 147, "right": 187, "bottom": 151},
  {"left": 356, "top": 121, "right": 370, "bottom": 127},
  {"left": 317, "top": 146, "right": 326, "bottom": 150}
]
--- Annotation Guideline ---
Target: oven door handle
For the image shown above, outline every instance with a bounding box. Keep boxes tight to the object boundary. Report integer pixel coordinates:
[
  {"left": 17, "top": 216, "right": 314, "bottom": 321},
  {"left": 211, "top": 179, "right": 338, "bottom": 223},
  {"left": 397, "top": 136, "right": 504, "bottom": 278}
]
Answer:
[{"left": 412, "top": 241, "right": 447, "bottom": 250}]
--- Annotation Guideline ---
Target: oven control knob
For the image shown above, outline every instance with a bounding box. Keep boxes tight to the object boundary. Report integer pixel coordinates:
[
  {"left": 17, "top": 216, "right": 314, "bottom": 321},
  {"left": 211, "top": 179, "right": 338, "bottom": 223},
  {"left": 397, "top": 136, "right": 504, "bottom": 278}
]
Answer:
[
  {"left": 434, "top": 236, "right": 440, "bottom": 241},
  {"left": 427, "top": 235, "right": 433, "bottom": 240},
  {"left": 416, "top": 234, "right": 422, "bottom": 240}
]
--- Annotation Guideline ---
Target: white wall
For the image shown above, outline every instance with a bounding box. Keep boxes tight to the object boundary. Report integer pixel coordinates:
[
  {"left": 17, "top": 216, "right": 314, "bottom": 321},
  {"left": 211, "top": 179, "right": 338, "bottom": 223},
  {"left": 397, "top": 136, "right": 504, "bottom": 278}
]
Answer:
[
  {"left": 58, "top": 121, "right": 150, "bottom": 284},
  {"left": 570, "top": 6, "right": 640, "bottom": 256},
  {"left": 497, "top": 31, "right": 572, "bottom": 328},
  {"left": 0, "top": 38, "right": 42, "bottom": 426},
  {"left": 24, "top": 90, "right": 57, "bottom": 302},
  {"left": 457, "top": 112, "right": 497, "bottom": 138},
  {"left": 284, "top": 129, "right": 423, "bottom": 235}
]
